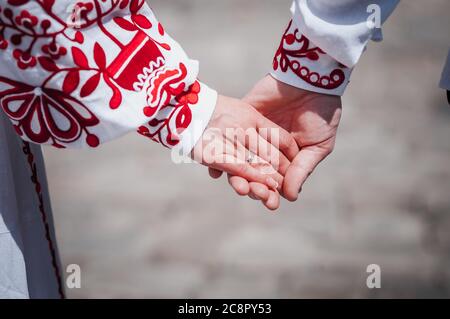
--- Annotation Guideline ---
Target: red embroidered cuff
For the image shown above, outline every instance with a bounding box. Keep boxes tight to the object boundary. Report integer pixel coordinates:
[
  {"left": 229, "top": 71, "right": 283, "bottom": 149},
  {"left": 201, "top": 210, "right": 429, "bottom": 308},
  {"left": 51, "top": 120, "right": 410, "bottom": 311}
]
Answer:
[
  {"left": 137, "top": 81, "right": 217, "bottom": 156},
  {"left": 271, "top": 20, "right": 353, "bottom": 96}
]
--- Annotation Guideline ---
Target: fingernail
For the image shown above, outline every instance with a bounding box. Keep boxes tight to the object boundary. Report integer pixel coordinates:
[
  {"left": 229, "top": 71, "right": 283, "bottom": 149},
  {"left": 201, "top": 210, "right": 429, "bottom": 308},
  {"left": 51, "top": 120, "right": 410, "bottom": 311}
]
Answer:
[{"left": 266, "top": 177, "right": 278, "bottom": 190}]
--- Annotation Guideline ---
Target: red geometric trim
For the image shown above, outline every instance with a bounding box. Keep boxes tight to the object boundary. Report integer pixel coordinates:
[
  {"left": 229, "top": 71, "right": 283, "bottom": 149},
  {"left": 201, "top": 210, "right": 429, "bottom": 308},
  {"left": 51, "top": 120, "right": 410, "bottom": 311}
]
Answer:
[
  {"left": 273, "top": 20, "right": 346, "bottom": 90},
  {"left": 22, "top": 142, "right": 65, "bottom": 299}
]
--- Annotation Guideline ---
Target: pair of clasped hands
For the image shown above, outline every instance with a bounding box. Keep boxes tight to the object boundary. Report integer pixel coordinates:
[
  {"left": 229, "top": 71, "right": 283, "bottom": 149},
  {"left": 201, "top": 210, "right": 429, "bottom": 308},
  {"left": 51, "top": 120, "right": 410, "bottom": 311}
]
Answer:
[{"left": 191, "top": 75, "right": 342, "bottom": 210}]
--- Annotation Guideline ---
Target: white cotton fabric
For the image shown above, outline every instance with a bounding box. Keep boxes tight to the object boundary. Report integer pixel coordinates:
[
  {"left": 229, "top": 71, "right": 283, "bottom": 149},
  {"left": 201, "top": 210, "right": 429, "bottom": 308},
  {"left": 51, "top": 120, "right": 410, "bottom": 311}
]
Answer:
[
  {"left": 0, "top": 112, "right": 62, "bottom": 298},
  {"left": 270, "top": 17, "right": 353, "bottom": 96},
  {"left": 0, "top": 1, "right": 217, "bottom": 153},
  {"left": 291, "top": 0, "right": 400, "bottom": 68},
  {"left": 0, "top": 0, "right": 219, "bottom": 298}
]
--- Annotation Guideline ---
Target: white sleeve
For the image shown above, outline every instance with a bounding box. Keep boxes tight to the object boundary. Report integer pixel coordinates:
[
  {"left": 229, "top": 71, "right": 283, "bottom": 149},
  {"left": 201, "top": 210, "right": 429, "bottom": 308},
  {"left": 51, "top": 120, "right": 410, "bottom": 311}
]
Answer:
[
  {"left": 271, "top": 0, "right": 399, "bottom": 96},
  {"left": 291, "top": 0, "right": 400, "bottom": 68},
  {"left": 0, "top": 0, "right": 217, "bottom": 155}
]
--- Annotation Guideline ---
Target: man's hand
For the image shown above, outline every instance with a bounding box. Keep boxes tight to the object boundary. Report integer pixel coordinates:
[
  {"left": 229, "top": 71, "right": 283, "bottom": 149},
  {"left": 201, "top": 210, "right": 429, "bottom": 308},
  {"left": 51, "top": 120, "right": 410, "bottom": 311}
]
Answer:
[
  {"left": 212, "top": 75, "right": 342, "bottom": 208},
  {"left": 195, "top": 94, "right": 299, "bottom": 190}
]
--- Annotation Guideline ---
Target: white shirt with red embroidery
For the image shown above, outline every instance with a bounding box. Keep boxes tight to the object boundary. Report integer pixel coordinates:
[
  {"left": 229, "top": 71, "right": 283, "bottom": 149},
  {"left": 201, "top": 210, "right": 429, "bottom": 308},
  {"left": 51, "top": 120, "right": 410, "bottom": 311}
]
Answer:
[
  {"left": 0, "top": 0, "right": 217, "bottom": 154},
  {"left": 4, "top": 0, "right": 448, "bottom": 299},
  {"left": 271, "top": 0, "right": 400, "bottom": 96},
  {"left": 0, "top": 0, "right": 219, "bottom": 299},
  {"left": 272, "top": 1, "right": 449, "bottom": 94}
]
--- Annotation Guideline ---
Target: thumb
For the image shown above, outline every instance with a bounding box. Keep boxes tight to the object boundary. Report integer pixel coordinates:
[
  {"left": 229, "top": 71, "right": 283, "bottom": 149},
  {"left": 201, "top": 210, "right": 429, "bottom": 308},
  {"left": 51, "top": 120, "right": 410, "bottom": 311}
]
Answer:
[{"left": 283, "top": 145, "right": 331, "bottom": 201}]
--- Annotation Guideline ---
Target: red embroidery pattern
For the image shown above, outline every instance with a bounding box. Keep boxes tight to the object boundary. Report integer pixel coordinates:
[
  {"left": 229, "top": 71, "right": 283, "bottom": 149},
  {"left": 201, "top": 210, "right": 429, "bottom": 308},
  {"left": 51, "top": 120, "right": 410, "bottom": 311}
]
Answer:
[
  {"left": 0, "top": 1, "right": 85, "bottom": 69},
  {"left": 143, "top": 62, "right": 188, "bottom": 117},
  {"left": 0, "top": 0, "right": 192, "bottom": 148},
  {"left": 22, "top": 141, "right": 65, "bottom": 299},
  {"left": 273, "top": 20, "right": 345, "bottom": 90},
  {"left": 0, "top": 76, "right": 100, "bottom": 148},
  {"left": 138, "top": 80, "right": 200, "bottom": 147}
]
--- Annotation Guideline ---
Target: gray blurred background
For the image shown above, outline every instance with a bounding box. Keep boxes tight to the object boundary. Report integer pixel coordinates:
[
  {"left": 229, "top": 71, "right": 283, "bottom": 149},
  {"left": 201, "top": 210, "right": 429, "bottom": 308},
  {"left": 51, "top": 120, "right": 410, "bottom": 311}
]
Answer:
[{"left": 43, "top": 0, "right": 450, "bottom": 298}]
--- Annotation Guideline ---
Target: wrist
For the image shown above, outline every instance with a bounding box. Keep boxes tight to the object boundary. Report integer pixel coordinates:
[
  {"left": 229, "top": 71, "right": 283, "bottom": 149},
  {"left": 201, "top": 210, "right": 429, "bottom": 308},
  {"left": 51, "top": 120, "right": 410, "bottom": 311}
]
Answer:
[{"left": 245, "top": 75, "right": 341, "bottom": 116}]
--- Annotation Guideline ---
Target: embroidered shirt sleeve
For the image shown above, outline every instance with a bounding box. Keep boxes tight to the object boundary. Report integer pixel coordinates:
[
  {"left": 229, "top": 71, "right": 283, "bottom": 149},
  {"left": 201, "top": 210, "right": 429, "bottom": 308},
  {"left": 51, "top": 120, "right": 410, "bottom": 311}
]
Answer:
[
  {"left": 271, "top": 19, "right": 353, "bottom": 96},
  {"left": 0, "top": 0, "right": 216, "bottom": 155}
]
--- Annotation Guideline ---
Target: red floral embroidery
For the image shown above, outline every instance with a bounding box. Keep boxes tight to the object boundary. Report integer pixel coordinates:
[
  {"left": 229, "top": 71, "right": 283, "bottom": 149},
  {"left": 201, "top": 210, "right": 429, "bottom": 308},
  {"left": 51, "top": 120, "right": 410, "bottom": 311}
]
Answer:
[
  {"left": 72, "top": 1, "right": 94, "bottom": 21},
  {"left": 41, "top": 42, "right": 67, "bottom": 60},
  {"left": 0, "top": 0, "right": 192, "bottom": 148},
  {"left": 0, "top": 36, "right": 8, "bottom": 50},
  {"left": 0, "top": 76, "right": 100, "bottom": 148},
  {"left": 15, "top": 10, "right": 38, "bottom": 28},
  {"left": 13, "top": 48, "right": 37, "bottom": 69},
  {"left": 138, "top": 80, "right": 200, "bottom": 147},
  {"left": 142, "top": 63, "right": 188, "bottom": 117},
  {"left": 177, "top": 79, "right": 200, "bottom": 105},
  {"left": 273, "top": 20, "right": 346, "bottom": 90}
]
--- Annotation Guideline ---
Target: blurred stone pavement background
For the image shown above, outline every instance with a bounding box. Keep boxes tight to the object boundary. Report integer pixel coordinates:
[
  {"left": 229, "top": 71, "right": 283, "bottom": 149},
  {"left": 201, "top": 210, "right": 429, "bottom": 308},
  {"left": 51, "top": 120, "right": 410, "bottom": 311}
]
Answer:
[{"left": 43, "top": 0, "right": 450, "bottom": 298}]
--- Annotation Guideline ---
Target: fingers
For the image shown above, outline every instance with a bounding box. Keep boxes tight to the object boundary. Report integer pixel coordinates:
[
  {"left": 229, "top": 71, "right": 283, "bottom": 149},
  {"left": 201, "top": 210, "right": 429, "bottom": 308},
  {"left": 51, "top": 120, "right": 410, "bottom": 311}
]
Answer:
[
  {"left": 248, "top": 182, "right": 280, "bottom": 210},
  {"left": 243, "top": 129, "right": 288, "bottom": 183},
  {"left": 283, "top": 145, "right": 331, "bottom": 201},
  {"left": 244, "top": 128, "right": 291, "bottom": 176},
  {"left": 264, "top": 189, "right": 281, "bottom": 211},
  {"left": 247, "top": 157, "right": 283, "bottom": 189},
  {"left": 248, "top": 182, "right": 270, "bottom": 202},
  {"left": 211, "top": 153, "right": 279, "bottom": 189},
  {"left": 237, "top": 138, "right": 284, "bottom": 189},
  {"left": 228, "top": 175, "right": 280, "bottom": 210},
  {"left": 214, "top": 168, "right": 280, "bottom": 210},
  {"left": 201, "top": 134, "right": 282, "bottom": 190},
  {"left": 228, "top": 175, "right": 250, "bottom": 196},
  {"left": 256, "top": 114, "right": 300, "bottom": 161}
]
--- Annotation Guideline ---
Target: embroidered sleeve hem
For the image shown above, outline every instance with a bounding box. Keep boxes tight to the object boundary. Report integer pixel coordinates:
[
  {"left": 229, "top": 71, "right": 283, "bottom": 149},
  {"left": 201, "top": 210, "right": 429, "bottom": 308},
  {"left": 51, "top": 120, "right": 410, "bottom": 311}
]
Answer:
[
  {"left": 138, "top": 81, "right": 217, "bottom": 156},
  {"left": 271, "top": 20, "right": 353, "bottom": 97},
  {"left": 0, "top": 1, "right": 210, "bottom": 150}
]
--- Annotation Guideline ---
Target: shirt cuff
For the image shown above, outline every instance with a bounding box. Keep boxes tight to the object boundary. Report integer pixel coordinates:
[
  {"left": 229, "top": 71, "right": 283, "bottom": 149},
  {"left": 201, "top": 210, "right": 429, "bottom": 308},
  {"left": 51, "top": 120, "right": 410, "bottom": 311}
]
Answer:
[
  {"left": 138, "top": 81, "right": 217, "bottom": 156},
  {"left": 271, "top": 20, "right": 353, "bottom": 96}
]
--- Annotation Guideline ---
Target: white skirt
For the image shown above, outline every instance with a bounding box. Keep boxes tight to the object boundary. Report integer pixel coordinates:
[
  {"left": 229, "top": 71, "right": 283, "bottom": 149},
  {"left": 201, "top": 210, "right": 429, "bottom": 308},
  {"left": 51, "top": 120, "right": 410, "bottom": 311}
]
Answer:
[{"left": 0, "top": 112, "right": 63, "bottom": 299}]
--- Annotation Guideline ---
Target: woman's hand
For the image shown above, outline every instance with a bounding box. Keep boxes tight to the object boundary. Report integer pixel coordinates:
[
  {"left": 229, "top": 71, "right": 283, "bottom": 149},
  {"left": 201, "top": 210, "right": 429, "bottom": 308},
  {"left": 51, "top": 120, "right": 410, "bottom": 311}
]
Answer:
[{"left": 192, "top": 94, "right": 299, "bottom": 193}]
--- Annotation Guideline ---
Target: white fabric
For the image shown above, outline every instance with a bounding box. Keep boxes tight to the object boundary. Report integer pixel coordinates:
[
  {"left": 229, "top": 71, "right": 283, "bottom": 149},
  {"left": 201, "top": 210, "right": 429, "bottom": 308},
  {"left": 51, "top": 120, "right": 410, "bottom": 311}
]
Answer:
[
  {"left": 0, "top": 0, "right": 218, "bottom": 298},
  {"left": 0, "top": 112, "right": 62, "bottom": 298},
  {"left": 291, "top": 0, "right": 400, "bottom": 68},
  {"left": 0, "top": 1, "right": 217, "bottom": 154},
  {"left": 270, "top": 18, "right": 353, "bottom": 96},
  {"left": 281, "top": 0, "right": 449, "bottom": 96},
  {"left": 2, "top": 0, "right": 449, "bottom": 299},
  {"left": 270, "top": 0, "right": 400, "bottom": 96}
]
